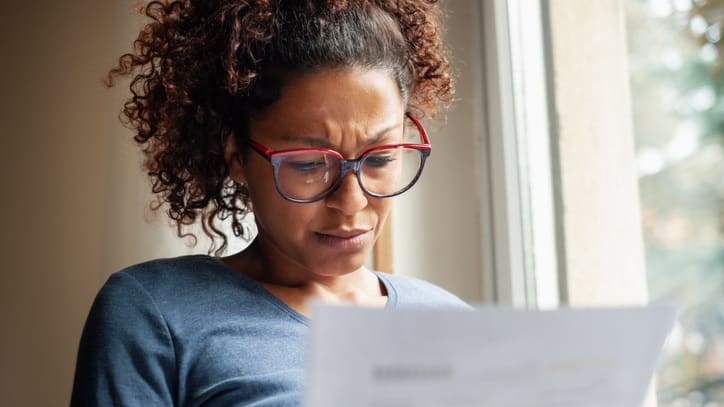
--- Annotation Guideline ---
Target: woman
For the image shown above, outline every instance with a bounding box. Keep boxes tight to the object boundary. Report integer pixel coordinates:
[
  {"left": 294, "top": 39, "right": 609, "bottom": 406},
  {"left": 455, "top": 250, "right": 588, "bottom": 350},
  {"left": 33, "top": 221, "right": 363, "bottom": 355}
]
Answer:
[{"left": 72, "top": 0, "right": 467, "bottom": 405}]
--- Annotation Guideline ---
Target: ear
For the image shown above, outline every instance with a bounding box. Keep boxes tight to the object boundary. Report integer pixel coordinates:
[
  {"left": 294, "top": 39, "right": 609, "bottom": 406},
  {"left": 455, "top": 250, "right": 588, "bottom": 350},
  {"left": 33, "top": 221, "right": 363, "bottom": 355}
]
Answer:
[{"left": 225, "top": 133, "right": 246, "bottom": 184}]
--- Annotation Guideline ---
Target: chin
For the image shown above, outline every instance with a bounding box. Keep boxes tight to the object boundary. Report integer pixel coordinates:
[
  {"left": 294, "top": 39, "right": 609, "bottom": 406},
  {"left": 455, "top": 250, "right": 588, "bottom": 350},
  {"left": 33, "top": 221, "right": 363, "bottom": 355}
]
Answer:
[{"left": 312, "top": 256, "right": 369, "bottom": 277}]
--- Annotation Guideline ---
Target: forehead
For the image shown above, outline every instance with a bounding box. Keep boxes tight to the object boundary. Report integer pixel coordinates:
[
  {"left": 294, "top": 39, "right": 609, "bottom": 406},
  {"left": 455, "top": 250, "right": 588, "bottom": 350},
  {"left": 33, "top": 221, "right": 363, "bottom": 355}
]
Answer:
[{"left": 250, "top": 67, "right": 405, "bottom": 144}]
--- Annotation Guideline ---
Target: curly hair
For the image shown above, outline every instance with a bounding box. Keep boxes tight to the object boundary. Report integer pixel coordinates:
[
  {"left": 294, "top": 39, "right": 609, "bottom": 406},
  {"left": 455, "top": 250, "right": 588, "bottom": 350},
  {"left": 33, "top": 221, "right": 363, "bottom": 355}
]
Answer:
[{"left": 107, "top": 0, "right": 454, "bottom": 255}]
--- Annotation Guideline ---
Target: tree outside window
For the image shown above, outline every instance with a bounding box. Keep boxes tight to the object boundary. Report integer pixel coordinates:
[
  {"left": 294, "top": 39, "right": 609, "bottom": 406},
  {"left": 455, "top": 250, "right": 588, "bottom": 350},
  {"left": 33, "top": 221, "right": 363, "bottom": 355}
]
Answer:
[{"left": 625, "top": 0, "right": 723, "bottom": 405}]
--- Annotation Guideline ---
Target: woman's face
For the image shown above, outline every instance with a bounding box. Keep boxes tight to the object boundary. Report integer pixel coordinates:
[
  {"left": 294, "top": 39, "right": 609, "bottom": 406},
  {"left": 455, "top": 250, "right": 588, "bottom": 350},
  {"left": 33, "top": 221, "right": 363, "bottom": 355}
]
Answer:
[{"left": 232, "top": 67, "right": 406, "bottom": 279}]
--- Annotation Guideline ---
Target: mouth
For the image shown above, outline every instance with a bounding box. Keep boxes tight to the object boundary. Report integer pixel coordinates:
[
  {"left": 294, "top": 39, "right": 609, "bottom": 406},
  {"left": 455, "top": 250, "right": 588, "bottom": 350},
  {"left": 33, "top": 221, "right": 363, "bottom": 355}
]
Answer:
[{"left": 314, "top": 228, "right": 372, "bottom": 250}]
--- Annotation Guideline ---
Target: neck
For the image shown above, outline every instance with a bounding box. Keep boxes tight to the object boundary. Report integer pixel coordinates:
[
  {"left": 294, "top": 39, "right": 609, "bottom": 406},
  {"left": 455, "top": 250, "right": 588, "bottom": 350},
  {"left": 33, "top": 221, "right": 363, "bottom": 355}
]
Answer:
[{"left": 222, "top": 238, "right": 387, "bottom": 309}]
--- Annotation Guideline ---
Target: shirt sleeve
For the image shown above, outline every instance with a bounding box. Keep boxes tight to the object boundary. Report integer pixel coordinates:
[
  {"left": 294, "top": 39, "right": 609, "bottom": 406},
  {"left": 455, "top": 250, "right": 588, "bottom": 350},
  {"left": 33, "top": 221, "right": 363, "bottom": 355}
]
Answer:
[{"left": 71, "top": 271, "right": 177, "bottom": 406}]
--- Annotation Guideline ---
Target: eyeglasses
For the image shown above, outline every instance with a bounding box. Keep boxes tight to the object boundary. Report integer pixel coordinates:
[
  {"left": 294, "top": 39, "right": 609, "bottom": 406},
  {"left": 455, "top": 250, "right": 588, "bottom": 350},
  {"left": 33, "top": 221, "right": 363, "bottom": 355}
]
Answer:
[{"left": 245, "top": 113, "right": 431, "bottom": 203}]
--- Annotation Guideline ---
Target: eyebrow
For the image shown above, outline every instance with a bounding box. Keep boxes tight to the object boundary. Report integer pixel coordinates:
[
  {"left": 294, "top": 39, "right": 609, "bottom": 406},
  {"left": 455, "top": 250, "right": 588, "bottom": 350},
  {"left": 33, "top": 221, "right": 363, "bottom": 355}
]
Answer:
[{"left": 278, "top": 122, "right": 403, "bottom": 149}]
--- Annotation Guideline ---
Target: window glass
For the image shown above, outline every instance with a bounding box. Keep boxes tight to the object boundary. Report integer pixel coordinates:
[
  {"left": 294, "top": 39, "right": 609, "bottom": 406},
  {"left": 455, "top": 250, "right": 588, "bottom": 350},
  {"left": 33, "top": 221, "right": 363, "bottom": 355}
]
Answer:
[{"left": 624, "top": 0, "right": 724, "bottom": 405}]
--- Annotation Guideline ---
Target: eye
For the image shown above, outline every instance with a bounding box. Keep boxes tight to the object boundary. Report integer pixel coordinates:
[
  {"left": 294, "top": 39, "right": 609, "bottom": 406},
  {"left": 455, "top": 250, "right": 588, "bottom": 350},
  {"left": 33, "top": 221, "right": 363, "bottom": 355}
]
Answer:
[
  {"left": 364, "top": 151, "right": 397, "bottom": 168},
  {"left": 286, "top": 159, "right": 328, "bottom": 172}
]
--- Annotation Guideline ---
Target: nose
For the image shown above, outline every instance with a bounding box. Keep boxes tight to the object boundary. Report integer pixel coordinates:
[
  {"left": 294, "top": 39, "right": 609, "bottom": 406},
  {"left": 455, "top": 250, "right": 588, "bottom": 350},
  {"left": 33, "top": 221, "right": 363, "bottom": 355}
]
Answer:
[{"left": 325, "top": 171, "right": 368, "bottom": 215}]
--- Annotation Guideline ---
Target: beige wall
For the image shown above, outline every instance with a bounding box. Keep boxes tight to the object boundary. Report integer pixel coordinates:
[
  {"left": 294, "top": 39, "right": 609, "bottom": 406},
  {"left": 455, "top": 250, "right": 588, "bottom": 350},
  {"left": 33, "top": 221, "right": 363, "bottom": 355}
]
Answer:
[
  {"left": 0, "top": 2, "right": 199, "bottom": 405},
  {"left": 392, "top": 0, "right": 486, "bottom": 302},
  {"left": 545, "top": 0, "right": 649, "bottom": 307},
  {"left": 544, "top": 1, "right": 652, "bottom": 403},
  {"left": 1, "top": 2, "right": 113, "bottom": 405}
]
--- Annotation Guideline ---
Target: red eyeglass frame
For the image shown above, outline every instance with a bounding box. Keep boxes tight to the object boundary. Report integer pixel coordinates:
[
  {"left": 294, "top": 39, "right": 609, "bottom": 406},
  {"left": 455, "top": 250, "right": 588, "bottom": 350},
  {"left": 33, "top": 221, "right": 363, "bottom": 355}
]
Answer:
[{"left": 244, "top": 112, "right": 432, "bottom": 203}]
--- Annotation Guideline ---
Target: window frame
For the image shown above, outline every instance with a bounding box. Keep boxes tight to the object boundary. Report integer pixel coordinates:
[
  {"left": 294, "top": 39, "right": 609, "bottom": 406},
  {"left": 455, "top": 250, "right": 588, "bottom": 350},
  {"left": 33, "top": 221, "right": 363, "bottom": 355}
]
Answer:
[{"left": 479, "top": 0, "right": 561, "bottom": 308}]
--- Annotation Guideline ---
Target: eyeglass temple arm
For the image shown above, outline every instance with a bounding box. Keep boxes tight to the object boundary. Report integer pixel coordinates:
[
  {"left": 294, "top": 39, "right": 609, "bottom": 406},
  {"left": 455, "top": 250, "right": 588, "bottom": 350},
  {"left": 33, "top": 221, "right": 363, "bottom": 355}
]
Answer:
[
  {"left": 405, "top": 112, "right": 431, "bottom": 145},
  {"left": 245, "top": 139, "right": 274, "bottom": 160}
]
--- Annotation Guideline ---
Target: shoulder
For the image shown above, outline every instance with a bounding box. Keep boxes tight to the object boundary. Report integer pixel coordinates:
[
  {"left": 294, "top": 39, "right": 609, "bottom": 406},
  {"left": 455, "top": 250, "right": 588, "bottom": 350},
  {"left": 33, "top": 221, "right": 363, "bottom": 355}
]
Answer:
[
  {"left": 91, "top": 255, "right": 266, "bottom": 330},
  {"left": 72, "top": 257, "right": 224, "bottom": 405},
  {"left": 377, "top": 272, "right": 470, "bottom": 309},
  {"left": 115, "top": 254, "right": 226, "bottom": 287},
  {"left": 87, "top": 255, "right": 222, "bottom": 324},
  {"left": 106, "top": 255, "right": 239, "bottom": 302}
]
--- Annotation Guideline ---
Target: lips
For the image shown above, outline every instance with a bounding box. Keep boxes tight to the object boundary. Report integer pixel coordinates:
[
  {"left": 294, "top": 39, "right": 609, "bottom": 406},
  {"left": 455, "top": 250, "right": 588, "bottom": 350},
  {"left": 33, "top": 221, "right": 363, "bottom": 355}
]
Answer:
[
  {"left": 314, "top": 228, "right": 372, "bottom": 250},
  {"left": 317, "top": 229, "right": 370, "bottom": 238}
]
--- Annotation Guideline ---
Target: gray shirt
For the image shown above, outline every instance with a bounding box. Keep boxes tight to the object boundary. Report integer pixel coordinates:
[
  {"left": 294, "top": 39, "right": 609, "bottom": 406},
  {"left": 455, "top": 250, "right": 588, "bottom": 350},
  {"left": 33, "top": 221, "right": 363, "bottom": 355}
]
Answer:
[{"left": 71, "top": 255, "right": 468, "bottom": 406}]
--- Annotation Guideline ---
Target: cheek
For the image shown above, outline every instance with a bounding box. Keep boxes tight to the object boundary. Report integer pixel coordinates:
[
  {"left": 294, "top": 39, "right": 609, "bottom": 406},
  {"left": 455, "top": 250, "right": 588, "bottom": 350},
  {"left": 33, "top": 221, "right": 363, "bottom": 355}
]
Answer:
[
  {"left": 247, "top": 178, "right": 318, "bottom": 235},
  {"left": 255, "top": 203, "right": 316, "bottom": 237},
  {"left": 244, "top": 160, "right": 278, "bottom": 208},
  {"left": 371, "top": 199, "right": 393, "bottom": 230}
]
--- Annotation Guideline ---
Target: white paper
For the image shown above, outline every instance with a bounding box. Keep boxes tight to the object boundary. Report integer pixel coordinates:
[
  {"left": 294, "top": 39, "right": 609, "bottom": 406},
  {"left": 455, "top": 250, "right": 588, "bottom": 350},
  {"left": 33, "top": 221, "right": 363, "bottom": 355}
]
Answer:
[{"left": 304, "top": 304, "right": 676, "bottom": 407}]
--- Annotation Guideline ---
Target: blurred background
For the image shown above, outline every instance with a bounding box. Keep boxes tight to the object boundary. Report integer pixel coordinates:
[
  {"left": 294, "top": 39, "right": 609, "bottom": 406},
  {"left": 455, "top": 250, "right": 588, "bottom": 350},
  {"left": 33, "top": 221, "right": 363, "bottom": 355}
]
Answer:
[{"left": 625, "top": 0, "right": 723, "bottom": 405}]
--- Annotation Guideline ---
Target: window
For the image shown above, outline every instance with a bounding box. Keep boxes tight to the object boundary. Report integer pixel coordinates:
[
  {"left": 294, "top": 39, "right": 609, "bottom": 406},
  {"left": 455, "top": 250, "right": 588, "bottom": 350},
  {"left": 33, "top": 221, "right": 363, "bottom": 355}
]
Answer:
[{"left": 463, "top": 0, "right": 723, "bottom": 405}]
